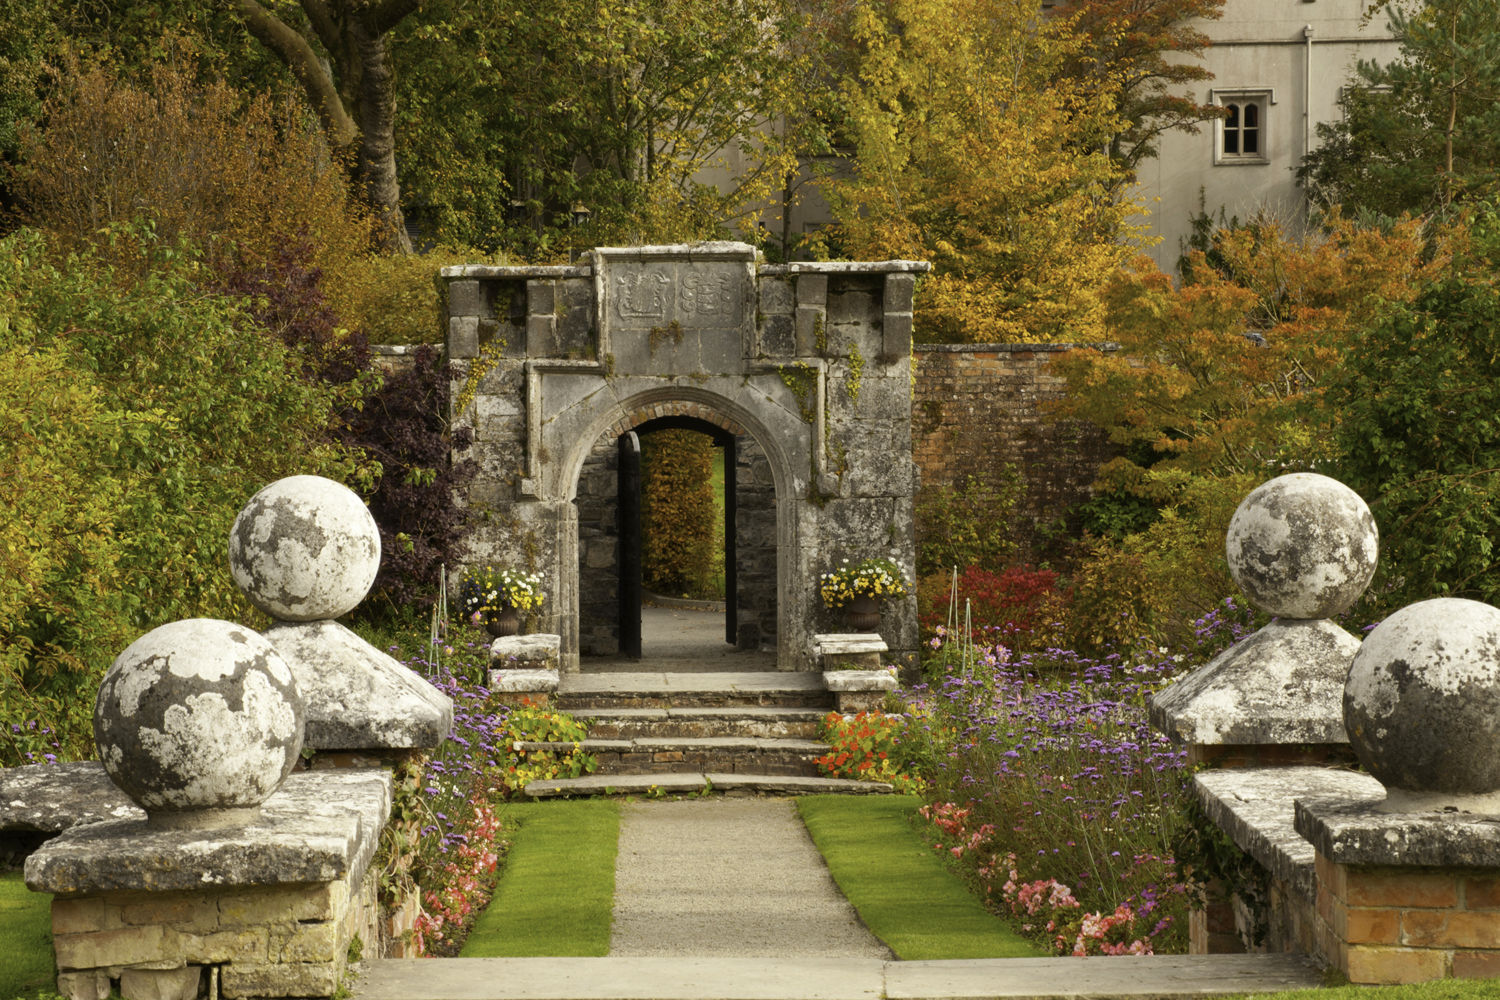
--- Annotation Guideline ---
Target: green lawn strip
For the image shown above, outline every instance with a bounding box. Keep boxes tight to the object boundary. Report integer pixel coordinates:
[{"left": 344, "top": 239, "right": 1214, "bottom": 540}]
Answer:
[
  {"left": 797, "top": 795, "right": 1045, "bottom": 960},
  {"left": 0, "top": 871, "right": 55, "bottom": 1000},
  {"left": 460, "top": 799, "right": 619, "bottom": 957},
  {"left": 1232, "top": 981, "right": 1500, "bottom": 1000}
]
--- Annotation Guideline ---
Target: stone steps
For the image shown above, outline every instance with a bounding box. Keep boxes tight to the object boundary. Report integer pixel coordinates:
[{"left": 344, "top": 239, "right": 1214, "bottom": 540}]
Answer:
[
  {"left": 583, "top": 707, "right": 826, "bottom": 740},
  {"left": 516, "top": 737, "right": 828, "bottom": 777},
  {"left": 523, "top": 773, "right": 890, "bottom": 798},
  {"left": 555, "top": 672, "right": 832, "bottom": 711}
]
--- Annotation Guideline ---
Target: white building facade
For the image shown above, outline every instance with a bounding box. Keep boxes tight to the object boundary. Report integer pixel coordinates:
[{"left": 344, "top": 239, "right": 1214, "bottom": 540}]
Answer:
[{"left": 1133, "top": 0, "right": 1399, "bottom": 271}]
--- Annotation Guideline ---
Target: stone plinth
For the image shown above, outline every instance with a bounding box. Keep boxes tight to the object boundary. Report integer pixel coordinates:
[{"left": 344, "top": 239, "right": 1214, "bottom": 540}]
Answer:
[
  {"left": 488, "top": 668, "right": 561, "bottom": 698},
  {"left": 822, "top": 667, "right": 897, "bottom": 713},
  {"left": 815, "top": 633, "right": 887, "bottom": 671},
  {"left": 26, "top": 768, "right": 390, "bottom": 1000},
  {"left": 263, "top": 621, "right": 453, "bottom": 752},
  {"left": 1150, "top": 619, "right": 1358, "bottom": 760},
  {"left": 491, "top": 634, "right": 561, "bottom": 671},
  {"left": 1295, "top": 793, "right": 1500, "bottom": 983},
  {"left": 1194, "top": 767, "right": 1384, "bottom": 956}
]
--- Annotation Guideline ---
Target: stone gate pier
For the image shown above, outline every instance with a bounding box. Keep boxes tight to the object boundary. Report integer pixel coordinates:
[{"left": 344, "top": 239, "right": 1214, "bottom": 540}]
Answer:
[{"left": 443, "top": 243, "right": 929, "bottom": 672}]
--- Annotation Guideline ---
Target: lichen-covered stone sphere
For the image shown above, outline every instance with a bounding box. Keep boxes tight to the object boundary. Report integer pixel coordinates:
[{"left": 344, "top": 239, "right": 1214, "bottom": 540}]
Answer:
[
  {"left": 1225, "top": 472, "right": 1377, "bottom": 619},
  {"left": 1346, "top": 598, "right": 1500, "bottom": 806},
  {"left": 94, "top": 619, "right": 305, "bottom": 820},
  {"left": 229, "top": 475, "right": 380, "bottom": 621}
]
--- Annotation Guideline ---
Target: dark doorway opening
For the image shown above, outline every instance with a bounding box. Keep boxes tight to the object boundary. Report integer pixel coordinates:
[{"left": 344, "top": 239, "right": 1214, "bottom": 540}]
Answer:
[{"left": 616, "top": 416, "right": 737, "bottom": 660}]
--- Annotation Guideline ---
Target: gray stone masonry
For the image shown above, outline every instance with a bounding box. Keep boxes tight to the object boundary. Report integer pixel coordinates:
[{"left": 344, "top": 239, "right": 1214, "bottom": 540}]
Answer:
[
  {"left": 815, "top": 633, "right": 887, "bottom": 671},
  {"left": 26, "top": 769, "right": 389, "bottom": 1000},
  {"left": 1195, "top": 767, "right": 1384, "bottom": 905},
  {"left": 442, "top": 244, "right": 930, "bottom": 674},
  {"left": 0, "top": 761, "right": 144, "bottom": 833},
  {"left": 523, "top": 773, "right": 891, "bottom": 798}
]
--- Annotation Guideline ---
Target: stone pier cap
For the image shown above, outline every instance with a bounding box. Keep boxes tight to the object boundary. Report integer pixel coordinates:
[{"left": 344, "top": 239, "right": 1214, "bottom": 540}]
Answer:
[{"left": 25, "top": 768, "right": 391, "bottom": 895}]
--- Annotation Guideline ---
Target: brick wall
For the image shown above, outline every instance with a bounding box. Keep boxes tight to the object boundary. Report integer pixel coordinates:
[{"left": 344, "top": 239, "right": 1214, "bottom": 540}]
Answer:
[{"left": 911, "top": 344, "right": 1119, "bottom": 560}]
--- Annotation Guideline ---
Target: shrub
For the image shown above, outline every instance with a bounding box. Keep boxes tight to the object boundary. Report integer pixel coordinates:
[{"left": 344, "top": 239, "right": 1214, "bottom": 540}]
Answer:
[
  {"left": 12, "top": 52, "right": 370, "bottom": 280},
  {"left": 917, "top": 566, "right": 1063, "bottom": 650},
  {"left": 0, "top": 226, "right": 360, "bottom": 763},
  {"left": 346, "top": 345, "right": 478, "bottom": 615},
  {"left": 915, "top": 470, "right": 1024, "bottom": 578}
]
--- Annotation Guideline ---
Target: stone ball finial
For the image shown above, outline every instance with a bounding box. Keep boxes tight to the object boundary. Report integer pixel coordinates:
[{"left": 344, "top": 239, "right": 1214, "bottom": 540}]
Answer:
[
  {"left": 1345, "top": 597, "right": 1500, "bottom": 813},
  {"left": 94, "top": 619, "right": 306, "bottom": 829},
  {"left": 1225, "top": 472, "right": 1377, "bottom": 620},
  {"left": 229, "top": 475, "right": 380, "bottom": 621}
]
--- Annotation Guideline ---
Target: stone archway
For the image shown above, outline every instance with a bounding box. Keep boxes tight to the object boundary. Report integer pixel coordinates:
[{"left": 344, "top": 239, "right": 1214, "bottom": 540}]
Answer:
[{"left": 443, "top": 243, "right": 927, "bottom": 673}]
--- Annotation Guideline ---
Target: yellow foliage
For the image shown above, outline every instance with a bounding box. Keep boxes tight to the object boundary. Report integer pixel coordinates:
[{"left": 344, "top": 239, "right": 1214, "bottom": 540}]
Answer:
[
  {"left": 820, "top": 0, "right": 1153, "bottom": 342},
  {"left": 641, "top": 430, "right": 721, "bottom": 597}
]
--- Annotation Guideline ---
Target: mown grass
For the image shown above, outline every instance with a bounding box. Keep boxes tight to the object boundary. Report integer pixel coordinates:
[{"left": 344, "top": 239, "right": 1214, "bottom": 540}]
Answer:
[
  {"left": 0, "top": 871, "right": 55, "bottom": 1000},
  {"left": 797, "top": 795, "right": 1045, "bottom": 960},
  {"left": 459, "top": 800, "right": 620, "bottom": 957}
]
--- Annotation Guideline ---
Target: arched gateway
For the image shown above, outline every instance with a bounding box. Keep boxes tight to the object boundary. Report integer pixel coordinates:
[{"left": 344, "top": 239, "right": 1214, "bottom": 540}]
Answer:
[{"left": 442, "top": 243, "right": 927, "bottom": 672}]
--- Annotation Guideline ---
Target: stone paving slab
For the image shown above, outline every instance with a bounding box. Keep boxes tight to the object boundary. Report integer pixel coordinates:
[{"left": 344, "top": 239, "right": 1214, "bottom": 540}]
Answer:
[
  {"left": 354, "top": 954, "right": 1323, "bottom": 1000},
  {"left": 885, "top": 954, "right": 1322, "bottom": 998},
  {"left": 515, "top": 738, "right": 827, "bottom": 753}
]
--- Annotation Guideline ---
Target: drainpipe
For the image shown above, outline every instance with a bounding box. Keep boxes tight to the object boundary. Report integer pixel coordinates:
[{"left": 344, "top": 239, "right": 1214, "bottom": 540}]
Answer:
[{"left": 1303, "top": 25, "right": 1315, "bottom": 161}]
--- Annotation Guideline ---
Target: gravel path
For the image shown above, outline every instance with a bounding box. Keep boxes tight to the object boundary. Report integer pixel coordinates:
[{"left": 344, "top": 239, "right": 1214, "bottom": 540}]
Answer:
[{"left": 608, "top": 798, "right": 891, "bottom": 958}]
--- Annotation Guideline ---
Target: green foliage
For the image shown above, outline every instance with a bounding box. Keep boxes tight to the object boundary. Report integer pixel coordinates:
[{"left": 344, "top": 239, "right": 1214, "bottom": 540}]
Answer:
[
  {"left": 1170, "top": 786, "right": 1270, "bottom": 948},
  {"left": 1299, "top": 0, "right": 1500, "bottom": 215},
  {"left": 0, "top": 226, "right": 360, "bottom": 763},
  {"left": 460, "top": 801, "right": 619, "bottom": 957},
  {"left": 796, "top": 796, "right": 1044, "bottom": 959},
  {"left": 1329, "top": 276, "right": 1500, "bottom": 610},
  {"left": 641, "top": 429, "right": 721, "bottom": 598},
  {"left": 914, "top": 471, "right": 1024, "bottom": 578}
]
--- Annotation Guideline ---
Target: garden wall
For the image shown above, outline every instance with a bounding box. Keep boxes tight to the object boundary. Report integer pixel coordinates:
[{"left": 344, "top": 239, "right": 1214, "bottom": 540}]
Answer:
[{"left": 911, "top": 344, "right": 1121, "bottom": 559}]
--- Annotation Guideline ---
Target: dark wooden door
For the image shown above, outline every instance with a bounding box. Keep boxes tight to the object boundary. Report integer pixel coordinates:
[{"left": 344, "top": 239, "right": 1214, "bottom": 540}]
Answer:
[{"left": 618, "top": 431, "right": 642, "bottom": 659}]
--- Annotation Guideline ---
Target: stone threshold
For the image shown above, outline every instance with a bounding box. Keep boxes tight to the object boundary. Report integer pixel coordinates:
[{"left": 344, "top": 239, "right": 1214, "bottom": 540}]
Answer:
[
  {"left": 523, "top": 773, "right": 890, "bottom": 798},
  {"left": 582, "top": 707, "right": 828, "bottom": 721},
  {"left": 559, "top": 672, "right": 827, "bottom": 695},
  {"left": 353, "top": 953, "right": 1323, "bottom": 999}
]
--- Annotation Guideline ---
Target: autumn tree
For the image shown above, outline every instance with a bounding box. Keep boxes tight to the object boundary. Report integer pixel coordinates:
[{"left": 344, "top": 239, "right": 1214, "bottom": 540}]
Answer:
[
  {"left": 1300, "top": 0, "right": 1500, "bottom": 215},
  {"left": 1057, "top": 0, "right": 1227, "bottom": 177},
  {"left": 822, "top": 0, "right": 1149, "bottom": 343},
  {"left": 1048, "top": 212, "right": 1455, "bottom": 477}
]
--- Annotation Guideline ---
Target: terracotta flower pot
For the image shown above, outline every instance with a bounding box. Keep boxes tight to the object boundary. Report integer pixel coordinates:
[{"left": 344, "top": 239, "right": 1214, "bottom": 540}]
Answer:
[
  {"left": 846, "top": 595, "right": 881, "bottom": 633},
  {"left": 485, "top": 605, "right": 520, "bottom": 638}
]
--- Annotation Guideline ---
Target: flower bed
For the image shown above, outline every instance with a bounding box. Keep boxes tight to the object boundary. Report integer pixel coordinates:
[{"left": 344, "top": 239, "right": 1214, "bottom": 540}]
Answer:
[{"left": 897, "top": 599, "right": 1258, "bottom": 955}]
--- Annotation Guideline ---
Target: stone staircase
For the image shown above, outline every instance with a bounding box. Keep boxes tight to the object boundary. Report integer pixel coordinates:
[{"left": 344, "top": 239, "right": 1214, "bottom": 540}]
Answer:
[{"left": 518, "top": 671, "right": 891, "bottom": 797}]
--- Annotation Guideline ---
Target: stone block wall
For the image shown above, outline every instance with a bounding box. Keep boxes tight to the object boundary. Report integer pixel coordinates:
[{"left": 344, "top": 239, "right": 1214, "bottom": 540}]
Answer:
[
  {"left": 1313, "top": 854, "right": 1500, "bottom": 983},
  {"left": 911, "top": 344, "right": 1119, "bottom": 560},
  {"left": 51, "top": 874, "right": 372, "bottom": 1000}
]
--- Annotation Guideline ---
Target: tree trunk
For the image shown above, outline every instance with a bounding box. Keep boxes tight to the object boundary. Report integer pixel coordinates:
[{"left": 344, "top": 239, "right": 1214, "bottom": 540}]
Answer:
[{"left": 350, "top": 18, "right": 412, "bottom": 253}]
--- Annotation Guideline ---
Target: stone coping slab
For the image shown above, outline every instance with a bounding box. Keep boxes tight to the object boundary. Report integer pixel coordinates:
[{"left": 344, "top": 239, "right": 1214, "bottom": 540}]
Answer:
[
  {"left": 558, "top": 672, "right": 825, "bottom": 695},
  {"left": 1295, "top": 792, "right": 1500, "bottom": 867},
  {"left": 491, "top": 635, "right": 562, "bottom": 667},
  {"left": 813, "top": 634, "right": 889, "bottom": 656},
  {"left": 823, "top": 670, "right": 898, "bottom": 692},
  {"left": 0, "top": 761, "right": 144, "bottom": 833},
  {"left": 489, "top": 669, "right": 561, "bottom": 693},
  {"left": 1195, "top": 766, "right": 1383, "bottom": 902},
  {"left": 26, "top": 769, "right": 391, "bottom": 895},
  {"left": 353, "top": 954, "right": 1320, "bottom": 999},
  {"left": 524, "top": 774, "right": 889, "bottom": 798}
]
